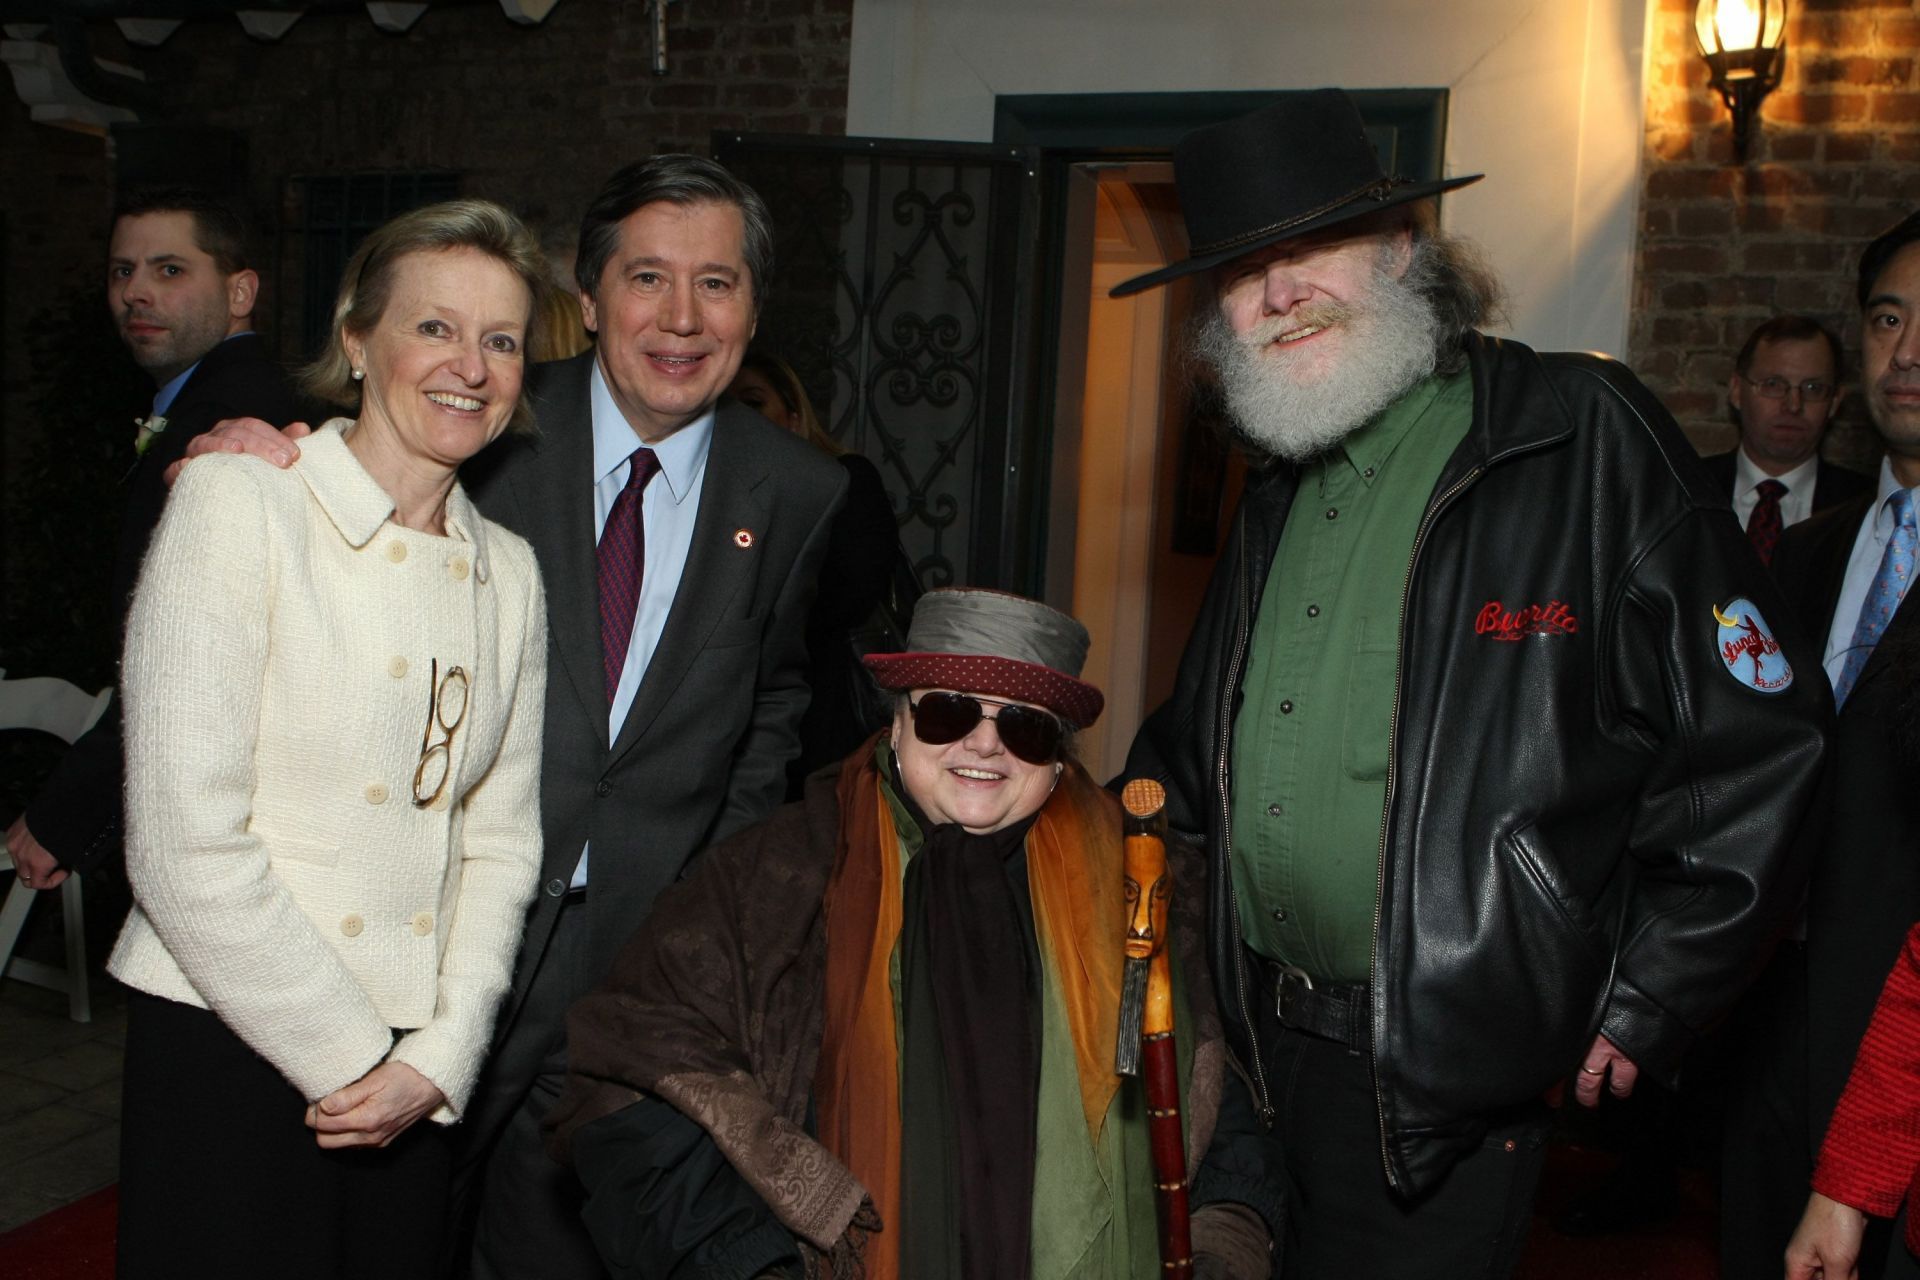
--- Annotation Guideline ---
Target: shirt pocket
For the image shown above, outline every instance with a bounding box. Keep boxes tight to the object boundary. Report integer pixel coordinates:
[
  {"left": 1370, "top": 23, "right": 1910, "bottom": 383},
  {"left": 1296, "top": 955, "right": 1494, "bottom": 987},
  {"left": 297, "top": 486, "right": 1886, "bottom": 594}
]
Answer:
[{"left": 1342, "top": 618, "right": 1398, "bottom": 782}]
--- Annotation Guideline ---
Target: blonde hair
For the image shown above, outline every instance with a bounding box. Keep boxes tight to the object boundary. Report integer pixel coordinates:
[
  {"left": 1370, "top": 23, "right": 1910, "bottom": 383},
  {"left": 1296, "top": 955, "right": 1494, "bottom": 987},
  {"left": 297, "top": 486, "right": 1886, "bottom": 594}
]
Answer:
[
  {"left": 738, "top": 350, "right": 843, "bottom": 456},
  {"left": 531, "top": 286, "right": 593, "bottom": 362},
  {"left": 302, "top": 199, "right": 549, "bottom": 434}
]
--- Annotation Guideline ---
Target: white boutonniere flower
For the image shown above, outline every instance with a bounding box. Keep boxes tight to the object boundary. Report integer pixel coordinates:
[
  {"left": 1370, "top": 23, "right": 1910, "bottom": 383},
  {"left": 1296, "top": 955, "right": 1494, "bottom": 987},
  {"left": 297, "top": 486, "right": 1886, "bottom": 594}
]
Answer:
[{"left": 134, "top": 414, "right": 168, "bottom": 456}]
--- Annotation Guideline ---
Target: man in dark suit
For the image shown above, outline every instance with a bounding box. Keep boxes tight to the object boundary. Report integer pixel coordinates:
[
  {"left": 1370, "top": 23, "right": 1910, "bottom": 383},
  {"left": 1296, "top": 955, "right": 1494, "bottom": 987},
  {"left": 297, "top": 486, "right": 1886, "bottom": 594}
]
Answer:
[
  {"left": 1700, "top": 314, "right": 1871, "bottom": 565},
  {"left": 452, "top": 158, "right": 847, "bottom": 1277},
  {"left": 4, "top": 186, "right": 296, "bottom": 894},
  {"left": 1722, "top": 211, "right": 1920, "bottom": 1280},
  {"left": 1562, "top": 314, "right": 1875, "bottom": 1241}
]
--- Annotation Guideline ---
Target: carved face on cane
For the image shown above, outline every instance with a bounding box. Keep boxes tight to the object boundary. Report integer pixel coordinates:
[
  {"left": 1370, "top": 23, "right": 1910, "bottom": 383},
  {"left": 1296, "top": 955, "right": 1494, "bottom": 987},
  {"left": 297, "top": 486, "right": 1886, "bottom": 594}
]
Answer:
[{"left": 1123, "top": 839, "right": 1171, "bottom": 962}]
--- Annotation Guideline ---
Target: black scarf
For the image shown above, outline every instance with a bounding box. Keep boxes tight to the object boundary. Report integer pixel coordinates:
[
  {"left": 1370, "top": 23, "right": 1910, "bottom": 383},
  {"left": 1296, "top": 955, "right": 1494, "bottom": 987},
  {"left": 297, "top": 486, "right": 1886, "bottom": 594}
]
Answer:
[{"left": 893, "top": 774, "right": 1041, "bottom": 1280}]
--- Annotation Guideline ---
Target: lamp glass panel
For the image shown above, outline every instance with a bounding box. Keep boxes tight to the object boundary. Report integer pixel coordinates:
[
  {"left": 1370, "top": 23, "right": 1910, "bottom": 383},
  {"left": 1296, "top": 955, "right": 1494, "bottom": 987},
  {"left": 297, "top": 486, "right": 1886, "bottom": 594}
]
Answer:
[
  {"left": 1723, "top": 0, "right": 1762, "bottom": 51},
  {"left": 1762, "top": 0, "right": 1786, "bottom": 50}
]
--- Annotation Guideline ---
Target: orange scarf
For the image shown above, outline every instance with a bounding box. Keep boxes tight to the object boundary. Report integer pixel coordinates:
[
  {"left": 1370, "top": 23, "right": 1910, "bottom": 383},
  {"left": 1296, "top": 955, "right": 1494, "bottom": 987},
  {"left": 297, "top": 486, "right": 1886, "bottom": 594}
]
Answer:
[{"left": 813, "top": 747, "right": 1127, "bottom": 1277}]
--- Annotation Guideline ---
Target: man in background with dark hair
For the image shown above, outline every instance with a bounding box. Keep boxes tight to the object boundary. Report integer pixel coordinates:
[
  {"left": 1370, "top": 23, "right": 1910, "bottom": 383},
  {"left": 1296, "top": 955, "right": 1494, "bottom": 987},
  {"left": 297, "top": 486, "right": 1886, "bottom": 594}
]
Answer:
[
  {"left": 1701, "top": 314, "right": 1870, "bottom": 565},
  {"left": 4, "top": 186, "right": 296, "bottom": 894},
  {"left": 1555, "top": 314, "right": 1875, "bottom": 1242},
  {"left": 1726, "top": 209, "right": 1920, "bottom": 1280}
]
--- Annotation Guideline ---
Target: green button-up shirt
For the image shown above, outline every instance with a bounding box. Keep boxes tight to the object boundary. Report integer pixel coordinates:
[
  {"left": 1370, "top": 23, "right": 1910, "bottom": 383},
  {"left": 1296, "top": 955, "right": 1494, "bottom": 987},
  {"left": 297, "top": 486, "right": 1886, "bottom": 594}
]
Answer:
[{"left": 1230, "top": 370, "right": 1473, "bottom": 982}]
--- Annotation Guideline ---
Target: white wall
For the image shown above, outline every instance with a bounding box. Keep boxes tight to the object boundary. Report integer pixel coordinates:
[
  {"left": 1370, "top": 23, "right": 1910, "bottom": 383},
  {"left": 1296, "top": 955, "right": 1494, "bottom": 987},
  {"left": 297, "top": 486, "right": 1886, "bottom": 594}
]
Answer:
[{"left": 847, "top": 0, "right": 1652, "bottom": 358}]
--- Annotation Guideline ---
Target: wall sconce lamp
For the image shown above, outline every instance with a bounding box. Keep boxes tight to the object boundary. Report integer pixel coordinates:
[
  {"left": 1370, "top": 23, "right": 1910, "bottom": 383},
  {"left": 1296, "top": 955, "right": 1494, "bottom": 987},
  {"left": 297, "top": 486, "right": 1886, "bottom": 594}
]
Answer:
[{"left": 1695, "top": 0, "right": 1788, "bottom": 162}]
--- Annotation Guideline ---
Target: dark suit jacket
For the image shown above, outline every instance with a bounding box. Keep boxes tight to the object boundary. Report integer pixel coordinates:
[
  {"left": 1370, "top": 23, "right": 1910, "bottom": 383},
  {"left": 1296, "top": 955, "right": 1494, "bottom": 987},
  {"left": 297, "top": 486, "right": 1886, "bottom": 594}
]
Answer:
[
  {"left": 25, "top": 332, "right": 298, "bottom": 874},
  {"left": 1772, "top": 494, "right": 1920, "bottom": 1151},
  {"left": 1700, "top": 448, "right": 1873, "bottom": 517},
  {"left": 459, "top": 352, "right": 846, "bottom": 1140}
]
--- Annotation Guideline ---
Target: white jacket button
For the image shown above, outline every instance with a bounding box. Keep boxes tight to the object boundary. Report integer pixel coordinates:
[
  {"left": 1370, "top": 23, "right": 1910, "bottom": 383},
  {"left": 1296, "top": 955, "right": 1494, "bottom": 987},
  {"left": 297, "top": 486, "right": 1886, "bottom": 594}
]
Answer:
[
  {"left": 340, "top": 914, "right": 364, "bottom": 938},
  {"left": 365, "top": 782, "right": 388, "bottom": 806},
  {"left": 388, "top": 655, "right": 409, "bottom": 679},
  {"left": 411, "top": 911, "right": 434, "bottom": 936},
  {"left": 386, "top": 541, "right": 408, "bottom": 563},
  {"left": 448, "top": 556, "right": 470, "bottom": 581}
]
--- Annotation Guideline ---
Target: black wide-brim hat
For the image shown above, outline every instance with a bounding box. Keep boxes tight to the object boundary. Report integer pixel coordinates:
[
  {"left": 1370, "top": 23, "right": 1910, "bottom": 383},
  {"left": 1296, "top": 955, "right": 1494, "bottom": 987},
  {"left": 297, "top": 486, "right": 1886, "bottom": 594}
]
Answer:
[{"left": 1110, "top": 88, "right": 1483, "bottom": 298}]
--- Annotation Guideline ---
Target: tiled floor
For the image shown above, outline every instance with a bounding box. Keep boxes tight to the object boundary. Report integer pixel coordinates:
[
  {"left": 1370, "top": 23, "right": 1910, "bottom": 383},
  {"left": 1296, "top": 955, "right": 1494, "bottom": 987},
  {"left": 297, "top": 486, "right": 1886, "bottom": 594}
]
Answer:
[{"left": 0, "top": 975, "right": 124, "bottom": 1234}]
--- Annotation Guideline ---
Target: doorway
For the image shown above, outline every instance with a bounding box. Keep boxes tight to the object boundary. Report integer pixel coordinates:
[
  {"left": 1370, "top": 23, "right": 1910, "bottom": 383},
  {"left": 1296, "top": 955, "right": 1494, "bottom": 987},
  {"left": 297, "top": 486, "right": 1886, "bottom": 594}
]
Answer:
[{"left": 1052, "top": 163, "right": 1246, "bottom": 780}]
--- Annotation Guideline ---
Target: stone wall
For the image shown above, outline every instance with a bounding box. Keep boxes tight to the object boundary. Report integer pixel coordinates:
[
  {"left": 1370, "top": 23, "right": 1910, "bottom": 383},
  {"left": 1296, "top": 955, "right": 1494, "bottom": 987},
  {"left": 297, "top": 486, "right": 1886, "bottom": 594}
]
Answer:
[{"left": 1633, "top": 0, "right": 1920, "bottom": 466}]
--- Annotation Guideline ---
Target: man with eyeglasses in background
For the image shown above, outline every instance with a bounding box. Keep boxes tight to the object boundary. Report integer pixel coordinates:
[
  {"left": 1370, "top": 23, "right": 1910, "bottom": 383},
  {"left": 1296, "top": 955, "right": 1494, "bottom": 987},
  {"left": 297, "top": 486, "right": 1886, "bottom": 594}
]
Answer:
[
  {"left": 1703, "top": 315, "right": 1871, "bottom": 565},
  {"left": 1721, "top": 213, "right": 1920, "bottom": 1280}
]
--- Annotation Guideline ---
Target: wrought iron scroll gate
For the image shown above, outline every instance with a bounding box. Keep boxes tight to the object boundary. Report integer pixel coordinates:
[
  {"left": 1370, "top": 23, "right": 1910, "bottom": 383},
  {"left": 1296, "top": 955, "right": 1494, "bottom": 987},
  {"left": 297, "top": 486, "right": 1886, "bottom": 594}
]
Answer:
[{"left": 713, "top": 134, "right": 1044, "bottom": 594}]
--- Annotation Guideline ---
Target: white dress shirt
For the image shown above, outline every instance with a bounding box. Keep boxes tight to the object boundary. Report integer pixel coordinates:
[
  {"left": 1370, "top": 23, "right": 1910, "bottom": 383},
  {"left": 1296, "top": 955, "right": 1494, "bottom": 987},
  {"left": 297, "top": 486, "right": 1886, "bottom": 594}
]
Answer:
[
  {"left": 1824, "top": 457, "right": 1920, "bottom": 689},
  {"left": 1732, "top": 449, "right": 1819, "bottom": 532},
  {"left": 572, "top": 359, "right": 714, "bottom": 886}
]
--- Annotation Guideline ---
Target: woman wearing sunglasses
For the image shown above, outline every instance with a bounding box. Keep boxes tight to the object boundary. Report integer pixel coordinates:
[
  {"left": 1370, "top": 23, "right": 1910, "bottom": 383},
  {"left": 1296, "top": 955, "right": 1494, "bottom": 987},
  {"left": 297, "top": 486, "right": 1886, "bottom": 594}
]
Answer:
[
  {"left": 546, "top": 588, "right": 1283, "bottom": 1280},
  {"left": 107, "top": 201, "right": 549, "bottom": 1277}
]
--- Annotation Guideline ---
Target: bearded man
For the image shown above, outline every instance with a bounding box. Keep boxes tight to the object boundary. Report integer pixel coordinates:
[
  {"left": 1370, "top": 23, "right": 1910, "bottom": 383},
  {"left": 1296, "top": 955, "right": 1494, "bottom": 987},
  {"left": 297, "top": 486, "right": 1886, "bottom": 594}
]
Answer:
[{"left": 1119, "top": 90, "right": 1831, "bottom": 1279}]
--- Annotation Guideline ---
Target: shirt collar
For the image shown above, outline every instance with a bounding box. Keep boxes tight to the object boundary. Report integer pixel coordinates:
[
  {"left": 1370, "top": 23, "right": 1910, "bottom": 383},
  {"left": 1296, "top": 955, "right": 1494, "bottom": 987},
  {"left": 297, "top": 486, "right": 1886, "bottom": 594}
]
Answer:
[
  {"left": 151, "top": 363, "right": 198, "bottom": 417},
  {"left": 294, "top": 419, "right": 491, "bottom": 567},
  {"left": 588, "top": 358, "right": 714, "bottom": 505},
  {"left": 151, "top": 331, "right": 253, "bottom": 417},
  {"left": 1336, "top": 372, "right": 1458, "bottom": 487},
  {"left": 1733, "top": 447, "right": 1818, "bottom": 499},
  {"left": 1873, "top": 456, "right": 1920, "bottom": 534}
]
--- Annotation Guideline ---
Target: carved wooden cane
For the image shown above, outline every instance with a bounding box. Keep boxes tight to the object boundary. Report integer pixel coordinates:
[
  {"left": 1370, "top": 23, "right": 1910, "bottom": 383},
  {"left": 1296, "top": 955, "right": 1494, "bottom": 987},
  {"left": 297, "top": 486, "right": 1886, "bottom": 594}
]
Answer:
[{"left": 1115, "top": 777, "right": 1193, "bottom": 1277}]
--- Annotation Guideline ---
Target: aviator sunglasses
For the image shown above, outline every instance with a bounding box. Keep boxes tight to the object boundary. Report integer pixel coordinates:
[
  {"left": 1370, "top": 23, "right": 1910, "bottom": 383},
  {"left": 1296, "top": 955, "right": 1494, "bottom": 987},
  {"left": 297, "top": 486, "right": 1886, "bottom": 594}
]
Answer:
[{"left": 908, "top": 690, "right": 1065, "bottom": 765}]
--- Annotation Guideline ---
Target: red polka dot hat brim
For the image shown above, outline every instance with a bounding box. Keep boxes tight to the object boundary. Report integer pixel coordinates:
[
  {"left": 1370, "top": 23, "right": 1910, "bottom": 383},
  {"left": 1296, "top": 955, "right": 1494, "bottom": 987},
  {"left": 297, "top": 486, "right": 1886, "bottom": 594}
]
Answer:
[
  {"left": 862, "top": 652, "right": 1105, "bottom": 729},
  {"left": 866, "top": 587, "right": 1106, "bottom": 727}
]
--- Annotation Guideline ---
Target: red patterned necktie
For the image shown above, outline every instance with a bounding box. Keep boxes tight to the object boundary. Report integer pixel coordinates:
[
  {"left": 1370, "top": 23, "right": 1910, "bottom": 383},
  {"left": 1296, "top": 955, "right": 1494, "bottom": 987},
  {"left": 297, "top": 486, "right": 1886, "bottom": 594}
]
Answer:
[
  {"left": 1746, "top": 478, "right": 1788, "bottom": 566},
  {"left": 598, "top": 448, "right": 660, "bottom": 704}
]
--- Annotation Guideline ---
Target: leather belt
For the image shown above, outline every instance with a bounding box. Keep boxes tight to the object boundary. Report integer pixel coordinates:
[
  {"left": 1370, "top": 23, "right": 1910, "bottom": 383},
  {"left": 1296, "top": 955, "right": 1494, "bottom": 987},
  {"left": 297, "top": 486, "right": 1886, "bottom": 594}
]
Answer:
[{"left": 1268, "top": 962, "right": 1370, "bottom": 1050}]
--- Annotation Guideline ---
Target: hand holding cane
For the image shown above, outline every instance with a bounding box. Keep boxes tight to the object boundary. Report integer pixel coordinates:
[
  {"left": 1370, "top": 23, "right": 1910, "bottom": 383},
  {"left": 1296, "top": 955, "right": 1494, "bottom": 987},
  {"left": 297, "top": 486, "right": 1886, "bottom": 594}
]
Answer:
[{"left": 1116, "top": 777, "right": 1193, "bottom": 1277}]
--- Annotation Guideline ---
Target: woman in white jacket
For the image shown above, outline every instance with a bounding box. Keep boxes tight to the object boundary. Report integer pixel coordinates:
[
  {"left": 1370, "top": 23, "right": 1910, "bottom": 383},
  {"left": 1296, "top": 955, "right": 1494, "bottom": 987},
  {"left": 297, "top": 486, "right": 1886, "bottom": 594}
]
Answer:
[{"left": 110, "top": 199, "right": 549, "bottom": 1278}]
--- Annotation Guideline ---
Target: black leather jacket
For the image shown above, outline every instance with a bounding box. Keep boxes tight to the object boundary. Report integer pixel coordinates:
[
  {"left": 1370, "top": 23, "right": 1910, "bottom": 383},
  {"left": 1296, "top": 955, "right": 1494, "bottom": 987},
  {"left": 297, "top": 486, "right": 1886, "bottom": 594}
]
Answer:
[{"left": 1126, "top": 334, "right": 1831, "bottom": 1198}]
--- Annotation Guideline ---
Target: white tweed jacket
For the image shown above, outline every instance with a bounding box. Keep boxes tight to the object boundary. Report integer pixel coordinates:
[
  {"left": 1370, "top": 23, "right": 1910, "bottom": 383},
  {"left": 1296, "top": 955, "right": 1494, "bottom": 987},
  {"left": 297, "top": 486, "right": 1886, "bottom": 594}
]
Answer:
[{"left": 109, "top": 422, "right": 547, "bottom": 1120}]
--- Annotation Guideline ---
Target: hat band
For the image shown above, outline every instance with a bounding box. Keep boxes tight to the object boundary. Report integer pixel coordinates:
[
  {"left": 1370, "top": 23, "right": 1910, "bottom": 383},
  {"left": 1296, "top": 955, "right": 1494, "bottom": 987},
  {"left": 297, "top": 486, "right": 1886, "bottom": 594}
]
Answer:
[{"left": 1188, "top": 177, "right": 1401, "bottom": 258}]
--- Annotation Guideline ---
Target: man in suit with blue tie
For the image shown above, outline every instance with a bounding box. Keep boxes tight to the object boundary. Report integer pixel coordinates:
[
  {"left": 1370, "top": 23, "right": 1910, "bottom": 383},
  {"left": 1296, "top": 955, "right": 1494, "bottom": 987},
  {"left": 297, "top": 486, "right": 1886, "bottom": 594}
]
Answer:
[{"left": 1723, "top": 211, "right": 1920, "bottom": 1280}]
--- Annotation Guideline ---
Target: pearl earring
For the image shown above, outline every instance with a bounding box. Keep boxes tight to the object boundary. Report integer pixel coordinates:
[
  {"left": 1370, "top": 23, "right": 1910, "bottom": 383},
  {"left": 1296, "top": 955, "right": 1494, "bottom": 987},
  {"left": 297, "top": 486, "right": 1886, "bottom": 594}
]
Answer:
[{"left": 351, "top": 368, "right": 364, "bottom": 381}]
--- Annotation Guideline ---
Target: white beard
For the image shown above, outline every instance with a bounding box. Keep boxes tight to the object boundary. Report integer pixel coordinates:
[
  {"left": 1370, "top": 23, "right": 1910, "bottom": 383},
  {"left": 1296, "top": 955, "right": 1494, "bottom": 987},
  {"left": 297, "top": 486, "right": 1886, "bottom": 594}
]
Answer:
[{"left": 1194, "top": 248, "right": 1442, "bottom": 462}]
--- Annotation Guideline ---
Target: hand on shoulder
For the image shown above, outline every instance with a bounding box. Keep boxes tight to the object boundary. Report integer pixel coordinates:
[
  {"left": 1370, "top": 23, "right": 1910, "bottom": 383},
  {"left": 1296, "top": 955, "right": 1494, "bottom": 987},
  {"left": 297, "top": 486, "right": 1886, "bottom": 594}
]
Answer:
[{"left": 164, "top": 418, "right": 313, "bottom": 488}]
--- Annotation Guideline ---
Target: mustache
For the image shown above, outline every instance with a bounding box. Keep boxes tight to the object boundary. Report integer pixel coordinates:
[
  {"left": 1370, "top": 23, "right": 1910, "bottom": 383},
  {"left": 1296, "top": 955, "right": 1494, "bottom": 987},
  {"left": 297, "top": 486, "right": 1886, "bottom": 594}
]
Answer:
[{"left": 1236, "top": 300, "right": 1354, "bottom": 347}]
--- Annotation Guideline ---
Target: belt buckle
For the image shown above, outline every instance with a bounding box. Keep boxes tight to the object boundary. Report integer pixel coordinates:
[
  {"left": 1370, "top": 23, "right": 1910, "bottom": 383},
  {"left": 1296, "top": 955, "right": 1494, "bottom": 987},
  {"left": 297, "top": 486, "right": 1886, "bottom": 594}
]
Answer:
[{"left": 1275, "top": 962, "right": 1314, "bottom": 1020}]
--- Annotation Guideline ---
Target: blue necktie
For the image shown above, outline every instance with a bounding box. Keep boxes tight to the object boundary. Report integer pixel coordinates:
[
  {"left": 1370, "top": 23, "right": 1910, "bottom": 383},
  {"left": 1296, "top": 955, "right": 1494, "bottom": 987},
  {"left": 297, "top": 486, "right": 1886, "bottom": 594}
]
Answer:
[{"left": 1834, "top": 487, "right": 1917, "bottom": 706}]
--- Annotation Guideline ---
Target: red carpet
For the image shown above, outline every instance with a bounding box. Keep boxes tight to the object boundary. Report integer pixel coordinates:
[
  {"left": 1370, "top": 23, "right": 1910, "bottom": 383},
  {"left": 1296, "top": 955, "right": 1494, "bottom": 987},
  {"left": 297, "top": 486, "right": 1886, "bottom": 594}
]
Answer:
[{"left": 0, "top": 1185, "right": 117, "bottom": 1279}]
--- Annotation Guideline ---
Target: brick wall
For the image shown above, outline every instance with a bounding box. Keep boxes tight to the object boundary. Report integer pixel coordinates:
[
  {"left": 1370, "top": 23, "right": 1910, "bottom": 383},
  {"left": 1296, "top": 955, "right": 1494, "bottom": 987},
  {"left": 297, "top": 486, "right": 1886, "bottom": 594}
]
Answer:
[
  {"left": 0, "top": 0, "right": 851, "bottom": 678},
  {"left": 1632, "top": 0, "right": 1920, "bottom": 467}
]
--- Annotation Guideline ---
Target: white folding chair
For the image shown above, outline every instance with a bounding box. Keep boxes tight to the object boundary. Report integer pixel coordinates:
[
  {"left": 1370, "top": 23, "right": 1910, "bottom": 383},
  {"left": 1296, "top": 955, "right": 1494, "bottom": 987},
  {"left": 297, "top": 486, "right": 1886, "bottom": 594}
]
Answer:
[{"left": 0, "top": 667, "right": 112, "bottom": 1022}]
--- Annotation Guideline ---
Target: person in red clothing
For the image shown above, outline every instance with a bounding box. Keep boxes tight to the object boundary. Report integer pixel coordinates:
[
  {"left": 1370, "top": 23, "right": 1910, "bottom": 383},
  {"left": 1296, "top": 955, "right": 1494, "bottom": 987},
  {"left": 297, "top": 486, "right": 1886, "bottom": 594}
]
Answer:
[{"left": 1787, "top": 918, "right": 1920, "bottom": 1279}]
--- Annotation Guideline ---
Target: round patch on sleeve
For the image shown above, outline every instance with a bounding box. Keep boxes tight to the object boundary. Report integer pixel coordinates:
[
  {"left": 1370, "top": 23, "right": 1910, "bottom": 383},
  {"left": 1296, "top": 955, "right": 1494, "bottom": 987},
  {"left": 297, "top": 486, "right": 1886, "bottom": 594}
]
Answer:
[{"left": 1712, "top": 598, "right": 1794, "bottom": 693}]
